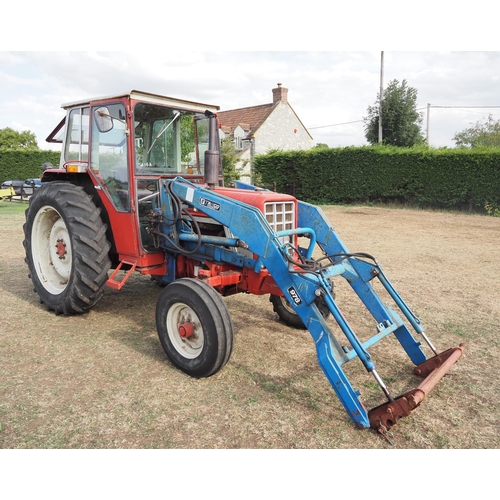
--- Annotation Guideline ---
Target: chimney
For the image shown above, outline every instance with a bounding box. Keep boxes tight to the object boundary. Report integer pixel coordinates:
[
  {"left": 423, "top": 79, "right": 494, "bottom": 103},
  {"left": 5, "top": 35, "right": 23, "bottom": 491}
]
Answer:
[{"left": 272, "top": 83, "right": 288, "bottom": 105}]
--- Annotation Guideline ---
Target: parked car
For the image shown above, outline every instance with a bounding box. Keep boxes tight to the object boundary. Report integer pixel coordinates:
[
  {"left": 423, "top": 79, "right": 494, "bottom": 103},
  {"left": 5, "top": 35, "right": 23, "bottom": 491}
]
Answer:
[
  {"left": 21, "top": 178, "right": 43, "bottom": 197},
  {"left": 0, "top": 185, "right": 16, "bottom": 200},
  {"left": 1, "top": 178, "right": 44, "bottom": 198},
  {"left": 0, "top": 180, "right": 25, "bottom": 196}
]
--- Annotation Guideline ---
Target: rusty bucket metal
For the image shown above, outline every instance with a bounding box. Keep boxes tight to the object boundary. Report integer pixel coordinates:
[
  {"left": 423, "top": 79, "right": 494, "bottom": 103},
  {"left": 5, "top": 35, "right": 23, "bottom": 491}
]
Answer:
[{"left": 368, "top": 343, "right": 465, "bottom": 437}]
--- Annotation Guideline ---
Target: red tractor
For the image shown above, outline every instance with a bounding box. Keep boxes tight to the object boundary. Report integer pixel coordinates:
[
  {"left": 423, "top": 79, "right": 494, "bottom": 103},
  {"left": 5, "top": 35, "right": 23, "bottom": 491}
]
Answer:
[{"left": 23, "top": 90, "right": 463, "bottom": 437}]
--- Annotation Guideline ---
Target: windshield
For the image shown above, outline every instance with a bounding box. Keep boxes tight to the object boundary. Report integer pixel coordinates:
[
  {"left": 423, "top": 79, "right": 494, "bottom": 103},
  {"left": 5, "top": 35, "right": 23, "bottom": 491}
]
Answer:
[{"left": 133, "top": 103, "right": 209, "bottom": 175}]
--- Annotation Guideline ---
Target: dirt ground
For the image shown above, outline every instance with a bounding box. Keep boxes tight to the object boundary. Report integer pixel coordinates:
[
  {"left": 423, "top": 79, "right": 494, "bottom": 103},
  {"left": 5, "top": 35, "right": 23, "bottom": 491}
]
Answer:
[{"left": 1, "top": 204, "right": 499, "bottom": 449}]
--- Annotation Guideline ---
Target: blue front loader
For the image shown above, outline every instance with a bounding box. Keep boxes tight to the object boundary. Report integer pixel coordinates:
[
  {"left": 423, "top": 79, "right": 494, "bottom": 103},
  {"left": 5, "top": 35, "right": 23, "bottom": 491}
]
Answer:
[{"left": 158, "top": 177, "right": 464, "bottom": 441}]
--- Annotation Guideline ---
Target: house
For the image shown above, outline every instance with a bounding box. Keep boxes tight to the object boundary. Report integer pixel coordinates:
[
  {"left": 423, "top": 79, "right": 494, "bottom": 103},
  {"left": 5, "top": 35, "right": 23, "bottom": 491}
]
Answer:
[{"left": 217, "top": 83, "right": 313, "bottom": 184}]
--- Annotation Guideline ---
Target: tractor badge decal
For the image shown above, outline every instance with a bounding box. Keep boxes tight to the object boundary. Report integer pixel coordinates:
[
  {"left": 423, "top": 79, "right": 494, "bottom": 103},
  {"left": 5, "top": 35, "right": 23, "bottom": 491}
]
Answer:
[
  {"left": 200, "top": 197, "right": 221, "bottom": 211},
  {"left": 287, "top": 286, "right": 302, "bottom": 306}
]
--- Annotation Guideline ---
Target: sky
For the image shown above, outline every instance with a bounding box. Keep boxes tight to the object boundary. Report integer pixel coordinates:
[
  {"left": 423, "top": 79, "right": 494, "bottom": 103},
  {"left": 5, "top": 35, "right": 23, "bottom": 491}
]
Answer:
[
  {"left": 1, "top": 51, "right": 499, "bottom": 152},
  {"left": 1, "top": 7, "right": 499, "bottom": 153}
]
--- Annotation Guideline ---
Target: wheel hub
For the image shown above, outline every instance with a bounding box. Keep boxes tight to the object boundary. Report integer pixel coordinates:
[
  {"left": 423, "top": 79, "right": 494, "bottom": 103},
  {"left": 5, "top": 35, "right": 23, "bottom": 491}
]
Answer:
[
  {"left": 178, "top": 322, "right": 194, "bottom": 338},
  {"left": 166, "top": 303, "right": 203, "bottom": 359},
  {"left": 55, "top": 239, "right": 67, "bottom": 259}
]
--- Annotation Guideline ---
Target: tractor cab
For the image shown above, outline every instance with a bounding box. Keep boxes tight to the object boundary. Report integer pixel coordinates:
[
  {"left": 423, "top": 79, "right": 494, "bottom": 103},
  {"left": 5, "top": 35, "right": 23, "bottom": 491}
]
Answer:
[{"left": 44, "top": 90, "right": 222, "bottom": 269}]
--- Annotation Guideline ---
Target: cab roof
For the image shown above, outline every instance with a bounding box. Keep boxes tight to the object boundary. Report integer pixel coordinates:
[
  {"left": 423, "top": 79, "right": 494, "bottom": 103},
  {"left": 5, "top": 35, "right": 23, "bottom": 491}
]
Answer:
[
  {"left": 47, "top": 90, "right": 220, "bottom": 143},
  {"left": 61, "top": 89, "right": 220, "bottom": 113}
]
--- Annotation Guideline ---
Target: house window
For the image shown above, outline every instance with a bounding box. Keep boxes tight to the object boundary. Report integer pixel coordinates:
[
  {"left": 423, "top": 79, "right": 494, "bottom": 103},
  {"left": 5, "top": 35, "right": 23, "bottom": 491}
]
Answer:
[{"left": 233, "top": 136, "right": 242, "bottom": 150}]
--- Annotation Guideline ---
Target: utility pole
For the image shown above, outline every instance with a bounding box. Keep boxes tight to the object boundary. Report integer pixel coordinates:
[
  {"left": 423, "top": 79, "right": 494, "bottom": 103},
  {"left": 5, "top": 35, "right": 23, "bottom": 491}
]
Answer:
[
  {"left": 378, "top": 51, "right": 384, "bottom": 144},
  {"left": 427, "top": 103, "right": 431, "bottom": 145}
]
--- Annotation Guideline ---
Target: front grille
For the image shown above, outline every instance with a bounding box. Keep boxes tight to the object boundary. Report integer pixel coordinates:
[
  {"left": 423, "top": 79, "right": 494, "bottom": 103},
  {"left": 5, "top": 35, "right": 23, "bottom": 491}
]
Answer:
[{"left": 265, "top": 201, "right": 295, "bottom": 243}]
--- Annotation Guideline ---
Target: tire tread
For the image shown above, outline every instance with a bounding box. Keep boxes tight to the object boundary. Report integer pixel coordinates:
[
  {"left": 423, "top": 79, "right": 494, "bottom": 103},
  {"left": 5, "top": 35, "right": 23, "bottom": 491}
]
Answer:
[{"left": 23, "top": 182, "right": 111, "bottom": 315}]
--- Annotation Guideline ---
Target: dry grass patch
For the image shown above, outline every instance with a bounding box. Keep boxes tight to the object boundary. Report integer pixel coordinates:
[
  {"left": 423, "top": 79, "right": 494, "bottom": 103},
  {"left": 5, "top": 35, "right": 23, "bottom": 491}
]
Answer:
[{"left": 1, "top": 205, "right": 499, "bottom": 449}]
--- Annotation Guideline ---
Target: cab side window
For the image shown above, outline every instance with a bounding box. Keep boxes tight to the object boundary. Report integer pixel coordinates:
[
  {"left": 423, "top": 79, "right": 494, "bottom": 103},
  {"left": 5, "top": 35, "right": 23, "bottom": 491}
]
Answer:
[{"left": 64, "top": 107, "right": 89, "bottom": 162}]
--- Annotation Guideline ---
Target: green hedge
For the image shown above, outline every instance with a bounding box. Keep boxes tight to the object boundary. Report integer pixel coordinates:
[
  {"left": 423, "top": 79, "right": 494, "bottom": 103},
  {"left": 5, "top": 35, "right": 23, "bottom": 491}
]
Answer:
[
  {"left": 253, "top": 146, "right": 500, "bottom": 212},
  {"left": 0, "top": 149, "right": 61, "bottom": 182},
  {"left": 4, "top": 146, "right": 500, "bottom": 214}
]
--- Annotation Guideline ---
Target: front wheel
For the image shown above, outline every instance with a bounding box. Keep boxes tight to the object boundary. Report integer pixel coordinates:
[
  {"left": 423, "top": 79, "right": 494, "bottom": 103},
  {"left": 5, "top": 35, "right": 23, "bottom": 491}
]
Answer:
[{"left": 156, "top": 278, "right": 234, "bottom": 378}]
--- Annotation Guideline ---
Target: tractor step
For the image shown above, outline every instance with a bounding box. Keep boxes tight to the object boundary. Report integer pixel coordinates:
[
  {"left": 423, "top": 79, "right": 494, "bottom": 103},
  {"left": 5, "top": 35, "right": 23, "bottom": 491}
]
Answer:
[{"left": 106, "top": 260, "right": 138, "bottom": 290}]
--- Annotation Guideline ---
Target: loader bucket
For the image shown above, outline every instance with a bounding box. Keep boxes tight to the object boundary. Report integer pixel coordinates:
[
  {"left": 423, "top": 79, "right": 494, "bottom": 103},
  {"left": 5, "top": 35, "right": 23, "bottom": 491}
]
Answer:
[{"left": 368, "top": 343, "right": 465, "bottom": 436}]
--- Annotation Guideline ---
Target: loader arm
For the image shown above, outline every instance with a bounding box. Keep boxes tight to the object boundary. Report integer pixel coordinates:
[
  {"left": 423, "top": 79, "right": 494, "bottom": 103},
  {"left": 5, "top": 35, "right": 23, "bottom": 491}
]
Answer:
[{"left": 159, "top": 178, "right": 464, "bottom": 435}]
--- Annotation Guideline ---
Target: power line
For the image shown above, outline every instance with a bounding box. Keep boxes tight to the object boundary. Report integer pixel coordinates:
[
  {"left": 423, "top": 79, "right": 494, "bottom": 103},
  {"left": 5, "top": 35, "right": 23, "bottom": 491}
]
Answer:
[
  {"left": 426, "top": 104, "right": 500, "bottom": 144},
  {"left": 309, "top": 119, "right": 364, "bottom": 130},
  {"left": 309, "top": 106, "right": 500, "bottom": 131},
  {"left": 429, "top": 105, "right": 500, "bottom": 108}
]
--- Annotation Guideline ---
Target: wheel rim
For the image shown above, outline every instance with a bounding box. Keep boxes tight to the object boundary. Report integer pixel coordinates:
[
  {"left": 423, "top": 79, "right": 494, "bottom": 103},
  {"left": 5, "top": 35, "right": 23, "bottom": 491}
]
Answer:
[
  {"left": 166, "top": 302, "right": 204, "bottom": 359},
  {"left": 280, "top": 296, "right": 296, "bottom": 315},
  {"left": 31, "top": 205, "right": 72, "bottom": 295}
]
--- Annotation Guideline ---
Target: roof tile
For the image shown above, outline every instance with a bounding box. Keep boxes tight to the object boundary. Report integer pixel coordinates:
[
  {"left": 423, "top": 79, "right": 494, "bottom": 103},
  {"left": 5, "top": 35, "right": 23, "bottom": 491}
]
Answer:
[{"left": 217, "top": 103, "right": 274, "bottom": 138}]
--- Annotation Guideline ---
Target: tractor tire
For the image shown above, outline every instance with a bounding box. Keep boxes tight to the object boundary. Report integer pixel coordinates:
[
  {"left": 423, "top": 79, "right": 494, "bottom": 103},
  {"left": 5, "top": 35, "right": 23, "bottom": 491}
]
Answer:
[
  {"left": 270, "top": 293, "right": 332, "bottom": 330},
  {"left": 23, "top": 182, "right": 112, "bottom": 315},
  {"left": 156, "top": 278, "right": 234, "bottom": 378}
]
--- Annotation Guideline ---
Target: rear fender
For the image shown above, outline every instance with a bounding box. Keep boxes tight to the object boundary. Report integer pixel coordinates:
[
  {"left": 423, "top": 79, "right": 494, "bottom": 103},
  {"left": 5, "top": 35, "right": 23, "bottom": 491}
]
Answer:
[{"left": 38, "top": 171, "right": 118, "bottom": 259}]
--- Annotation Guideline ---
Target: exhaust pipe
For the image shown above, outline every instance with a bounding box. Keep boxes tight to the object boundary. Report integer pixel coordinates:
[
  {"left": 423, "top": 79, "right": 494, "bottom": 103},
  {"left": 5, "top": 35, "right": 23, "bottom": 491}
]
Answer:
[{"left": 204, "top": 110, "right": 221, "bottom": 190}]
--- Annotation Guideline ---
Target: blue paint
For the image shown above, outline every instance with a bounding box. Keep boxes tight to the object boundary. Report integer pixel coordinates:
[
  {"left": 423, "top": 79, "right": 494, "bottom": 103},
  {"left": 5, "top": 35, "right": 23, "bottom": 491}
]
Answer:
[{"left": 155, "top": 178, "right": 433, "bottom": 428}]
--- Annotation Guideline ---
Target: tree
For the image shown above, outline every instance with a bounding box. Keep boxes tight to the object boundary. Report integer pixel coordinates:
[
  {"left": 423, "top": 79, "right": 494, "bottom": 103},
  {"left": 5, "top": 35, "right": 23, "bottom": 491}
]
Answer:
[
  {"left": 452, "top": 114, "right": 500, "bottom": 148},
  {"left": 220, "top": 137, "right": 243, "bottom": 185},
  {"left": 0, "top": 127, "right": 39, "bottom": 149},
  {"left": 364, "top": 79, "right": 425, "bottom": 147}
]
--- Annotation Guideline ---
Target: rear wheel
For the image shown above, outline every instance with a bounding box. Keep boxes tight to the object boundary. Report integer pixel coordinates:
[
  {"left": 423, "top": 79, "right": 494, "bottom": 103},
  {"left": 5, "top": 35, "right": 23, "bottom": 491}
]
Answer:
[
  {"left": 23, "top": 182, "right": 111, "bottom": 315},
  {"left": 156, "top": 278, "right": 234, "bottom": 378}
]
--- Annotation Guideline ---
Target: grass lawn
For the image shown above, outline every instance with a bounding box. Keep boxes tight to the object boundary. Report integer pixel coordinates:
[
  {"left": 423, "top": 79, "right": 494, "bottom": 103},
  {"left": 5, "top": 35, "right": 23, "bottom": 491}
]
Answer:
[{"left": 0, "top": 199, "right": 28, "bottom": 215}]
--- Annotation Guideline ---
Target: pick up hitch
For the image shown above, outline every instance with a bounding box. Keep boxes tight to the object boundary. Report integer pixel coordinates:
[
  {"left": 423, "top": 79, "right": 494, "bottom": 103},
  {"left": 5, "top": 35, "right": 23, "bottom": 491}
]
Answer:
[{"left": 368, "top": 343, "right": 465, "bottom": 441}]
